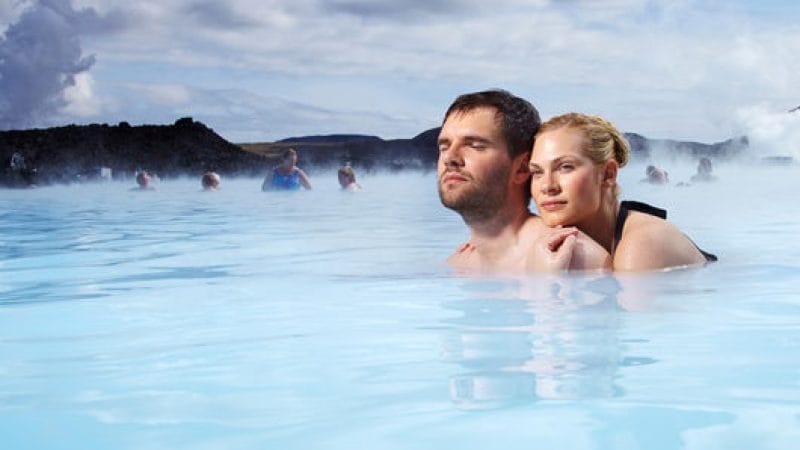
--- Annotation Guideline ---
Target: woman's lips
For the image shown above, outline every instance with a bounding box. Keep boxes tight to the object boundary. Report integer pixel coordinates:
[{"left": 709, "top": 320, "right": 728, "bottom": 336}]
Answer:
[{"left": 539, "top": 200, "right": 567, "bottom": 211}]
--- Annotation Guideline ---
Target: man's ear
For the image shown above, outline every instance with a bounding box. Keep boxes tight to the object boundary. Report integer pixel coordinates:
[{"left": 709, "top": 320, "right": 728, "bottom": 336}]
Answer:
[
  {"left": 512, "top": 151, "right": 531, "bottom": 183},
  {"left": 603, "top": 159, "right": 618, "bottom": 187}
]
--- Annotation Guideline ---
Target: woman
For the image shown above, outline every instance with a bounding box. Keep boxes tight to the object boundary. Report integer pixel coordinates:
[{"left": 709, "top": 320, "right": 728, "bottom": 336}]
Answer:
[
  {"left": 261, "top": 148, "right": 313, "bottom": 191},
  {"left": 337, "top": 163, "right": 361, "bottom": 192},
  {"left": 528, "top": 113, "right": 716, "bottom": 271}
]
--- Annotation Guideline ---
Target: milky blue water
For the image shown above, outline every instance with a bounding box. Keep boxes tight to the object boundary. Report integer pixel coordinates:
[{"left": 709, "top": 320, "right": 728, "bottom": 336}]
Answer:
[{"left": 1, "top": 166, "right": 799, "bottom": 450}]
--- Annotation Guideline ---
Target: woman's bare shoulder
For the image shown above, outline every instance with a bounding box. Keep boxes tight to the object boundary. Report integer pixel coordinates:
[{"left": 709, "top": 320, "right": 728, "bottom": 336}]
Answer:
[{"left": 614, "top": 212, "right": 705, "bottom": 271}]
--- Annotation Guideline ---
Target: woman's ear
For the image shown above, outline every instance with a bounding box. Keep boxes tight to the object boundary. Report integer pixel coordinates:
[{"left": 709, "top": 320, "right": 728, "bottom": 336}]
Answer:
[{"left": 603, "top": 160, "right": 618, "bottom": 187}]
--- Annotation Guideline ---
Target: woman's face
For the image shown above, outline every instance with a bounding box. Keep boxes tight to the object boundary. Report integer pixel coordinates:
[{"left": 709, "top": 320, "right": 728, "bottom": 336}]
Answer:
[
  {"left": 282, "top": 154, "right": 297, "bottom": 168},
  {"left": 528, "top": 127, "right": 608, "bottom": 228}
]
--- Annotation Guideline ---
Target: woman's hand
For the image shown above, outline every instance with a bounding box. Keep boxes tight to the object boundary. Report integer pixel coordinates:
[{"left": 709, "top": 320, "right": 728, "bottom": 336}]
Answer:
[{"left": 527, "top": 227, "right": 580, "bottom": 272}]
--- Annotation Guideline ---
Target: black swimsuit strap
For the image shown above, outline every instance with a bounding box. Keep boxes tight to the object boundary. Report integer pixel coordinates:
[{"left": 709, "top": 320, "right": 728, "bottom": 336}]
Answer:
[
  {"left": 614, "top": 200, "right": 667, "bottom": 247},
  {"left": 613, "top": 205, "right": 629, "bottom": 247}
]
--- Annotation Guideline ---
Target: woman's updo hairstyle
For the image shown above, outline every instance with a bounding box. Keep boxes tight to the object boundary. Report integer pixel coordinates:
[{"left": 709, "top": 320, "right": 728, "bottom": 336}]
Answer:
[
  {"left": 537, "top": 112, "right": 629, "bottom": 168},
  {"left": 536, "top": 113, "right": 629, "bottom": 199}
]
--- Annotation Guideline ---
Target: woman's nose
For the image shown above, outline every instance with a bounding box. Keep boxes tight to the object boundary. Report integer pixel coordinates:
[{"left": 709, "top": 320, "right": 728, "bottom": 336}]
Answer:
[{"left": 541, "top": 172, "right": 560, "bottom": 194}]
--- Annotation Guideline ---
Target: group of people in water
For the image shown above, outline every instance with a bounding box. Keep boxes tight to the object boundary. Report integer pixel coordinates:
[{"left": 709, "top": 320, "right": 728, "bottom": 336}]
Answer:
[
  {"left": 641, "top": 157, "right": 717, "bottom": 185},
  {"left": 135, "top": 88, "right": 717, "bottom": 274},
  {"left": 257, "top": 147, "right": 361, "bottom": 192},
  {"left": 436, "top": 89, "right": 717, "bottom": 274},
  {"left": 132, "top": 148, "right": 360, "bottom": 192}
]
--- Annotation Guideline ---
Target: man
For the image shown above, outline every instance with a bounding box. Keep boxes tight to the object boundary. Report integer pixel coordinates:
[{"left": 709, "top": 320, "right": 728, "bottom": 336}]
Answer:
[
  {"left": 132, "top": 170, "right": 156, "bottom": 191},
  {"left": 437, "top": 89, "right": 610, "bottom": 274}
]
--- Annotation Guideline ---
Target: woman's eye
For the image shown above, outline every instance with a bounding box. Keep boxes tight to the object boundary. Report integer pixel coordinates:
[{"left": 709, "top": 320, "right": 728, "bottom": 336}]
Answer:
[{"left": 559, "top": 164, "right": 574, "bottom": 171}]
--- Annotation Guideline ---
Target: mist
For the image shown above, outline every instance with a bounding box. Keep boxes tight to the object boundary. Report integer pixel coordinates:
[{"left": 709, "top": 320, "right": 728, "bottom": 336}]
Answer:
[
  {"left": 736, "top": 105, "right": 800, "bottom": 161},
  {"left": 0, "top": 0, "right": 99, "bottom": 130}
]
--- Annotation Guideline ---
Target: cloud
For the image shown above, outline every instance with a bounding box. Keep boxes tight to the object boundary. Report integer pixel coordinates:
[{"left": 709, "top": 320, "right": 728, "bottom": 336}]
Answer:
[
  {"left": 62, "top": 72, "right": 103, "bottom": 116},
  {"left": 135, "top": 85, "right": 432, "bottom": 142},
  {"left": 13, "top": 0, "right": 800, "bottom": 142},
  {"left": 0, "top": 0, "right": 129, "bottom": 130},
  {"left": 0, "top": 0, "right": 96, "bottom": 129},
  {"left": 128, "top": 83, "right": 193, "bottom": 106},
  {"left": 0, "top": 0, "right": 29, "bottom": 32},
  {"left": 54, "top": 79, "right": 432, "bottom": 142},
  {"left": 317, "top": 0, "right": 549, "bottom": 20},
  {"left": 182, "top": 1, "right": 261, "bottom": 28}
]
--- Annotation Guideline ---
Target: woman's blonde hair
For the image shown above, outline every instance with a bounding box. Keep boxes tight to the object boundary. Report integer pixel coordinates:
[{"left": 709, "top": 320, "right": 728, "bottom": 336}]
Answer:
[
  {"left": 338, "top": 165, "right": 355, "bottom": 180},
  {"left": 538, "top": 113, "right": 629, "bottom": 198},
  {"left": 538, "top": 113, "right": 629, "bottom": 168}
]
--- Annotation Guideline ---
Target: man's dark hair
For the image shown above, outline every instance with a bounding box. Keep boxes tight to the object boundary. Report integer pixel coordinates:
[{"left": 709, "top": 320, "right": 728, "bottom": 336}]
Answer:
[{"left": 442, "top": 89, "right": 542, "bottom": 159}]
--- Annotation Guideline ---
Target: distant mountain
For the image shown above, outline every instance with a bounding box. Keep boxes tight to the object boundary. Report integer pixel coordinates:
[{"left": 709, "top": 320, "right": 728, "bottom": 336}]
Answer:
[
  {"left": 1, "top": 117, "right": 267, "bottom": 187},
  {"left": 240, "top": 130, "right": 439, "bottom": 172},
  {"left": 1, "top": 118, "right": 751, "bottom": 188},
  {"left": 278, "top": 134, "right": 384, "bottom": 145},
  {"left": 624, "top": 133, "right": 749, "bottom": 161}
]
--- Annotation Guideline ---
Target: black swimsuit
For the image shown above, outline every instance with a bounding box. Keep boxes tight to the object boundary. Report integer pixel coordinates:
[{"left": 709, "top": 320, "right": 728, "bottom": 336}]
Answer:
[{"left": 614, "top": 200, "right": 718, "bottom": 262}]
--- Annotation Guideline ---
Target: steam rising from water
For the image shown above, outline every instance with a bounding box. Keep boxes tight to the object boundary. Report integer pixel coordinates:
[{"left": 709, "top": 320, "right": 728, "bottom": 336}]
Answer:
[
  {"left": 736, "top": 105, "right": 800, "bottom": 160},
  {"left": 0, "top": 0, "right": 102, "bottom": 130}
]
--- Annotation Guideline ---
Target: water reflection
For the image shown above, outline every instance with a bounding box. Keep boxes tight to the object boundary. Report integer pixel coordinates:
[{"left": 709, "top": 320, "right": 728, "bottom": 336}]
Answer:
[{"left": 442, "top": 275, "right": 657, "bottom": 409}]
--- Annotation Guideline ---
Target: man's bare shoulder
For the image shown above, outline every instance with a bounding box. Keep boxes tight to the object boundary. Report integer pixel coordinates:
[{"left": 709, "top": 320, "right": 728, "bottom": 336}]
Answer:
[
  {"left": 518, "top": 215, "right": 548, "bottom": 241},
  {"left": 447, "top": 241, "right": 478, "bottom": 268}
]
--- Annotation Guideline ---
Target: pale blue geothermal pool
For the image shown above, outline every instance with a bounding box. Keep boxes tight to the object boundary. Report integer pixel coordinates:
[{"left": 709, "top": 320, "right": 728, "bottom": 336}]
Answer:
[{"left": 1, "top": 165, "right": 799, "bottom": 450}]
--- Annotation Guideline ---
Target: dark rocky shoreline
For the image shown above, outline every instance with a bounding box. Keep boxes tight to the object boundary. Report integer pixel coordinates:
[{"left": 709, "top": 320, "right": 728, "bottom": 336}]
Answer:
[{"left": 1, "top": 117, "right": 750, "bottom": 188}]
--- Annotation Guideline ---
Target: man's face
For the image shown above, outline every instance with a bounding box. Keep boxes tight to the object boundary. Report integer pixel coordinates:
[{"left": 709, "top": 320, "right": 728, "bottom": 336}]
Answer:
[{"left": 437, "top": 107, "right": 514, "bottom": 220}]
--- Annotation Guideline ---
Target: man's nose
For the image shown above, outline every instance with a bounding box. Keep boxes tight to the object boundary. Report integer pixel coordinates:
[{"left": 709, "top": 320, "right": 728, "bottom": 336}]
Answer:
[{"left": 443, "top": 146, "right": 464, "bottom": 168}]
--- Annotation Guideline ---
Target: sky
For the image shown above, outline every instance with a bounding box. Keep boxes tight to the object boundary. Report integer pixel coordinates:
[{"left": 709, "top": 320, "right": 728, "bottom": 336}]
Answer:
[{"left": 1, "top": 0, "right": 799, "bottom": 151}]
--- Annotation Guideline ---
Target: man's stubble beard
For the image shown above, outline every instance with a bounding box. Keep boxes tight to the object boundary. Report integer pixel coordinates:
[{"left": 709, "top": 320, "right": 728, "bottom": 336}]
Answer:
[{"left": 438, "top": 161, "right": 512, "bottom": 224}]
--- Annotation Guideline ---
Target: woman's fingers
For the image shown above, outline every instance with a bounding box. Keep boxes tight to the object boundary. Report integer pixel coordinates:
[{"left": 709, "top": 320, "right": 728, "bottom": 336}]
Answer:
[{"left": 547, "top": 228, "right": 579, "bottom": 251}]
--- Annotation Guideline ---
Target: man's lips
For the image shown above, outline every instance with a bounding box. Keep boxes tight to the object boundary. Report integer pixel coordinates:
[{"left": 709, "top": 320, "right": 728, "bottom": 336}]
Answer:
[
  {"left": 441, "top": 172, "right": 469, "bottom": 184},
  {"left": 539, "top": 200, "right": 567, "bottom": 211}
]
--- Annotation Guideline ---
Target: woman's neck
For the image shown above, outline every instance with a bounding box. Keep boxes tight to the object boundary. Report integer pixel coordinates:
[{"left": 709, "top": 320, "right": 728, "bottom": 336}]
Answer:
[{"left": 577, "top": 198, "right": 619, "bottom": 254}]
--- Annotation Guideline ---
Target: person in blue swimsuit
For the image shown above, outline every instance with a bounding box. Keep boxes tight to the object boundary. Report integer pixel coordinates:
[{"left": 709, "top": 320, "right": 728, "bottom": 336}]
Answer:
[
  {"left": 261, "top": 148, "right": 313, "bottom": 191},
  {"left": 528, "top": 112, "right": 716, "bottom": 271}
]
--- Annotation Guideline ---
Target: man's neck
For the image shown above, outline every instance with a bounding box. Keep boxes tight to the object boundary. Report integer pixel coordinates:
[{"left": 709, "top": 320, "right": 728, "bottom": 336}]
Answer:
[{"left": 464, "top": 206, "right": 532, "bottom": 259}]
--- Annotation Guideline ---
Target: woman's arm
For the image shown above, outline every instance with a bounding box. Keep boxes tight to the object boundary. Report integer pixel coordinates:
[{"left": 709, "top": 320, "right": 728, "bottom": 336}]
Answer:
[
  {"left": 297, "top": 169, "right": 313, "bottom": 190},
  {"left": 571, "top": 231, "right": 613, "bottom": 271}
]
